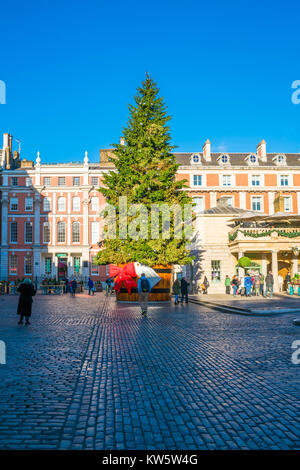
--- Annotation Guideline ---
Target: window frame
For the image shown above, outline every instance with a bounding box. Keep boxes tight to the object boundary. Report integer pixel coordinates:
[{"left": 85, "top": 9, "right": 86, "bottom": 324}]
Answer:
[
  {"left": 10, "top": 222, "right": 18, "bottom": 243},
  {"left": 25, "top": 222, "right": 33, "bottom": 244},
  {"left": 251, "top": 195, "right": 263, "bottom": 212},
  {"left": 57, "top": 221, "right": 66, "bottom": 243},
  {"left": 25, "top": 197, "right": 33, "bottom": 211},
  {"left": 57, "top": 196, "right": 66, "bottom": 212},
  {"left": 72, "top": 221, "right": 80, "bottom": 243}
]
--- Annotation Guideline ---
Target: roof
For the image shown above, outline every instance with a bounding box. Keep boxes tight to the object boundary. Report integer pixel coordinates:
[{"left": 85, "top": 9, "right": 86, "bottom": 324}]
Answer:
[
  {"left": 201, "top": 206, "right": 256, "bottom": 215},
  {"left": 174, "top": 152, "right": 300, "bottom": 167}
]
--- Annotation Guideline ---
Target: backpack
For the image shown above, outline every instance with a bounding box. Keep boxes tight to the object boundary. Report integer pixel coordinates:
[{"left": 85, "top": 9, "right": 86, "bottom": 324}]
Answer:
[{"left": 141, "top": 278, "right": 149, "bottom": 292}]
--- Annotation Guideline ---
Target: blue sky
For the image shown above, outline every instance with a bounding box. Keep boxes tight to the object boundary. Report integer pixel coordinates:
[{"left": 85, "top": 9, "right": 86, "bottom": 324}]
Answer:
[{"left": 0, "top": 0, "right": 300, "bottom": 162}]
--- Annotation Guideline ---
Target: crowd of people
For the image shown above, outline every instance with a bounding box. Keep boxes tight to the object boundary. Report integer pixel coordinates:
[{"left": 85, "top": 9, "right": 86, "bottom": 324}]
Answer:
[{"left": 224, "top": 271, "right": 290, "bottom": 298}]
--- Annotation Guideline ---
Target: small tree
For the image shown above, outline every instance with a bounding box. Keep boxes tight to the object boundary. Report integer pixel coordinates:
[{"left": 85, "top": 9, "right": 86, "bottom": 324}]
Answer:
[{"left": 96, "top": 75, "right": 194, "bottom": 267}]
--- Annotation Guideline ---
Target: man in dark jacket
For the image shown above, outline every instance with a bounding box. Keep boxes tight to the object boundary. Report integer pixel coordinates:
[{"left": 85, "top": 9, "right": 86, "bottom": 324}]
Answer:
[
  {"left": 17, "top": 279, "right": 36, "bottom": 325},
  {"left": 180, "top": 277, "right": 190, "bottom": 304},
  {"left": 264, "top": 271, "right": 274, "bottom": 298}
]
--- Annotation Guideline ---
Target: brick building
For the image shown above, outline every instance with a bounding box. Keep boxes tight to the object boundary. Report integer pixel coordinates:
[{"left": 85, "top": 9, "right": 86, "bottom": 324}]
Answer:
[{"left": 1, "top": 133, "right": 300, "bottom": 291}]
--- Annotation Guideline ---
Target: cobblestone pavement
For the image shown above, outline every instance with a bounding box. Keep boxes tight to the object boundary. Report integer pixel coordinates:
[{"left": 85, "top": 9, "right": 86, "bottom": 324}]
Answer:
[{"left": 0, "top": 294, "right": 299, "bottom": 450}]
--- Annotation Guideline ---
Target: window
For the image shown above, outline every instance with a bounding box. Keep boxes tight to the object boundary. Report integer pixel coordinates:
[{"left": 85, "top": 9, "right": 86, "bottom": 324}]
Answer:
[
  {"left": 72, "top": 222, "right": 80, "bottom": 243},
  {"left": 284, "top": 197, "right": 292, "bottom": 212},
  {"left": 192, "top": 154, "right": 200, "bottom": 163},
  {"left": 91, "top": 177, "right": 98, "bottom": 186},
  {"left": 24, "top": 256, "right": 32, "bottom": 275},
  {"left": 91, "top": 256, "right": 98, "bottom": 275},
  {"left": 10, "top": 222, "right": 18, "bottom": 243},
  {"left": 274, "top": 154, "right": 286, "bottom": 166},
  {"left": 193, "top": 175, "right": 202, "bottom": 186},
  {"left": 25, "top": 198, "right": 33, "bottom": 211},
  {"left": 58, "top": 177, "right": 65, "bottom": 186},
  {"left": 25, "top": 177, "right": 32, "bottom": 187},
  {"left": 280, "top": 175, "right": 289, "bottom": 186},
  {"left": 43, "top": 197, "right": 51, "bottom": 211},
  {"left": 25, "top": 222, "right": 33, "bottom": 243},
  {"left": 249, "top": 154, "right": 257, "bottom": 164},
  {"left": 251, "top": 175, "right": 260, "bottom": 186},
  {"left": 219, "top": 154, "right": 229, "bottom": 164},
  {"left": 91, "top": 197, "right": 99, "bottom": 211},
  {"left": 57, "top": 197, "right": 66, "bottom": 211},
  {"left": 10, "top": 197, "right": 18, "bottom": 211},
  {"left": 222, "top": 175, "right": 232, "bottom": 186},
  {"left": 73, "top": 257, "right": 81, "bottom": 273},
  {"left": 73, "top": 177, "right": 80, "bottom": 186},
  {"left": 11, "top": 177, "right": 18, "bottom": 186},
  {"left": 252, "top": 196, "right": 262, "bottom": 212},
  {"left": 221, "top": 196, "right": 233, "bottom": 206},
  {"left": 211, "top": 260, "right": 221, "bottom": 282},
  {"left": 43, "top": 177, "right": 51, "bottom": 186},
  {"left": 10, "top": 255, "right": 17, "bottom": 274},
  {"left": 193, "top": 197, "right": 204, "bottom": 213},
  {"left": 91, "top": 221, "right": 99, "bottom": 244},
  {"left": 45, "top": 257, "right": 52, "bottom": 275},
  {"left": 72, "top": 196, "right": 80, "bottom": 212},
  {"left": 57, "top": 222, "right": 66, "bottom": 243},
  {"left": 43, "top": 222, "right": 51, "bottom": 243}
]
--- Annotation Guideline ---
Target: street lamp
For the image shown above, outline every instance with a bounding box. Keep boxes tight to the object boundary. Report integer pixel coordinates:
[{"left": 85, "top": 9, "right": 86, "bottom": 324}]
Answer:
[{"left": 292, "top": 246, "right": 300, "bottom": 257}]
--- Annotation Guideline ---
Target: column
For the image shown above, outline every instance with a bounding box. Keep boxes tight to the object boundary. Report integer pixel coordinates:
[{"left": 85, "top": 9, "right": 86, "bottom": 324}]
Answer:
[
  {"left": 34, "top": 196, "right": 40, "bottom": 244},
  {"left": 271, "top": 250, "right": 279, "bottom": 292},
  {"left": 83, "top": 192, "right": 89, "bottom": 246},
  {"left": 261, "top": 254, "right": 267, "bottom": 276},
  {"left": 238, "top": 251, "right": 244, "bottom": 278},
  {"left": 33, "top": 248, "right": 41, "bottom": 286},
  {"left": 268, "top": 192, "right": 275, "bottom": 215},
  {"left": 292, "top": 257, "right": 298, "bottom": 276}
]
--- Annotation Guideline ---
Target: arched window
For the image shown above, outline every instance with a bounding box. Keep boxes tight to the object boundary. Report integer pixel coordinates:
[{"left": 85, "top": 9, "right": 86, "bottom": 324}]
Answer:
[
  {"left": 72, "top": 221, "right": 80, "bottom": 243},
  {"left": 218, "top": 154, "right": 230, "bottom": 165},
  {"left": 57, "top": 221, "right": 66, "bottom": 243},
  {"left": 43, "top": 222, "right": 51, "bottom": 243},
  {"left": 57, "top": 197, "right": 66, "bottom": 212},
  {"left": 191, "top": 153, "right": 200, "bottom": 164},
  {"left": 72, "top": 196, "right": 80, "bottom": 212}
]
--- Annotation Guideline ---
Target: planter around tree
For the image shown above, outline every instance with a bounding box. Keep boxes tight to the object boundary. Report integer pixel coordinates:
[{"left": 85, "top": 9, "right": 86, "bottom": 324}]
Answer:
[{"left": 116, "top": 265, "right": 172, "bottom": 302}]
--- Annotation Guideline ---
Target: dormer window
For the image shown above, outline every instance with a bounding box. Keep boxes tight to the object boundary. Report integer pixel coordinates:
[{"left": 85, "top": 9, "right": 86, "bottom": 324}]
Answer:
[
  {"left": 218, "top": 154, "right": 230, "bottom": 165},
  {"left": 246, "top": 153, "right": 258, "bottom": 165},
  {"left": 273, "top": 154, "right": 286, "bottom": 166},
  {"left": 191, "top": 153, "right": 201, "bottom": 164}
]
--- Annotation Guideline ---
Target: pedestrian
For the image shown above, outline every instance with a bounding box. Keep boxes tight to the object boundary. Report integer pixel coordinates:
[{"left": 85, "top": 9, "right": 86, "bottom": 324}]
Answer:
[
  {"left": 64, "top": 277, "right": 69, "bottom": 294},
  {"left": 231, "top": 275, "right": 239, "bottom": 296},
  {"left": 278, "top": 273, "right": 283, "bottom": 292},
  {"left": 203, "top": 276, "right": 209, "bottom": 294},
  {"left": 180, "top": 277, "right": 190, "bottom": 303},
  {"left": 138, "top": 272, "right": 151, "bottom": 316},
  {"left": 264, "top": 271, "right": 274, "bottom": 298},
  {"left": 259, "top": 273, "right": 265, "bottom": 296},
  {"left": 253, "top": 274, "right": 260, "bottom": 296},
  {"left": 71, "top": 278, "right": 77, "bottom": 297},
  {"left": 105, "top": 278, "right": 113, "bottom": 296},
  {"left": 244, "top": 274, "right": 253, "bottom": 297},
  {"left": 17, "top": 278, "right": 36, "bottom": 325},
  {"left": 88, "top": 277, "right": 94, "bottom": 295},
  {"left": 172, "top": 278, "right": 181, "bottom": 305},
  {"left": 225, "top": 275, "right": 231, "bottom": 294}
]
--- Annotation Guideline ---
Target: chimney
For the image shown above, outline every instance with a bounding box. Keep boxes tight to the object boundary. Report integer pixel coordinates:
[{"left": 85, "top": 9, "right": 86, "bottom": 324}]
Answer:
[
  {"left": 257, "top": 139, "right": 267, "bottom": 162},
  {"left": 3, "top": 133, "right": 10, "bottom": 150},
  {"left": 202, "top": 139, "right": 211, "bottom": 162}
]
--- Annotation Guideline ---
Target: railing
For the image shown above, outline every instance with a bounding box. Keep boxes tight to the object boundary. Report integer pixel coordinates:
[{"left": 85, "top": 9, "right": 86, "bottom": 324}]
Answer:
[{"left": 229, "top": 226, "right": 300, "bottom": 242}]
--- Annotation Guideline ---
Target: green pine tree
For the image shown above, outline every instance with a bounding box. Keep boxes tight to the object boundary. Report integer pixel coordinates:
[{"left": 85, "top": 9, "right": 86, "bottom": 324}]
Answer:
[{"left": 96, "top": 75, "right": 194, "bottom": 267}]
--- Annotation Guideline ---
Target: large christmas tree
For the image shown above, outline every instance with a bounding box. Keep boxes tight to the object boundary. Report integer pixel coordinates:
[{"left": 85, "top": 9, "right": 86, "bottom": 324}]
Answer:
[{"left": 96, "top": 75, "right": 194, "bottom": 267}]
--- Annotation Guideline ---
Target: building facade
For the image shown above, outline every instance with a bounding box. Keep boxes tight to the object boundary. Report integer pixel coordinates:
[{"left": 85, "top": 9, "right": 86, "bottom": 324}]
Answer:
[{"left": 1, "top": 133, "right": 300, "bottom": 291}]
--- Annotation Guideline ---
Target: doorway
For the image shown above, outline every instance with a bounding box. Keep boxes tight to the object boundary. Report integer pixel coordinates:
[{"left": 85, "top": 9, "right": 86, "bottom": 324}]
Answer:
[{"left": 58, "top": 258, "right": 68, "bottom": 280}]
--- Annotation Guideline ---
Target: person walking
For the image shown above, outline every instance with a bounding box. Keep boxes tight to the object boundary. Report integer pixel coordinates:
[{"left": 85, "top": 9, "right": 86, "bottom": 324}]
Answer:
[
  {"left": 225, "top": 275, "right": 231, "bottom": 294},
  {"left": 253, "top": 274, "right": 260, "bottom": 296},
  {"left": 203, "top": 276, "right": 209, "bottom": 295},
  {"left": 172, "top": 278, "right": 181, "bottom": 305},
  {"left": 244, "top": 274, "right": 253, "bottom": 297},
  {"left": 180, "top": 277, "right": 190, "bottom": 304},
  {"left": 71, "top": 279, "right": 77, "bottom": 297},
  {"left": 264, "top": 271, "right": 274, "bottom": 298},
  {"left": 278, "top": 273, "right": 283, "bottom": 292},
  {"left": 105, "top": 278, "right": 113, "bottom": 296},
  {"left": 231, "top": 275, "right": 239, "bottom": 296},
  {"left": 88, "top": 277, "right": 94, "bottom": 295},
  {"left": 17, "top": 278, "right": 36, "bottom": 325},
  {"left": 138, "top": 273, "right": 151, "bottom": 316},
  {"left": 259, "top": 273, "right": 265, "bottom": 296}
]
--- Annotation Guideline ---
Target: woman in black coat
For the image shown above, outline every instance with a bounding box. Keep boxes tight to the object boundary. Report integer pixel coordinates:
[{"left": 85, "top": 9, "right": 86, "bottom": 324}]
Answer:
[{"left": 17, "top": 279, "right": 36, "bottom": 325}]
